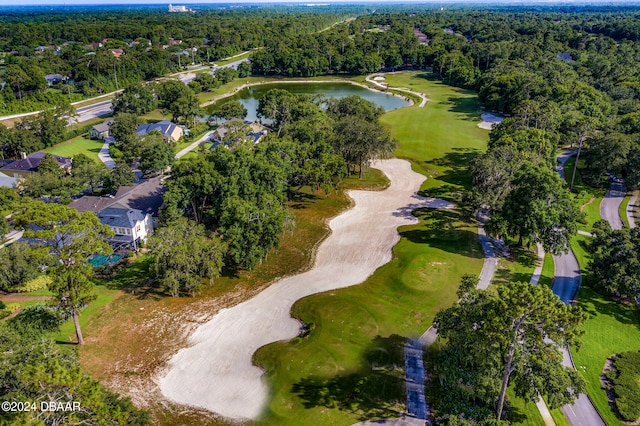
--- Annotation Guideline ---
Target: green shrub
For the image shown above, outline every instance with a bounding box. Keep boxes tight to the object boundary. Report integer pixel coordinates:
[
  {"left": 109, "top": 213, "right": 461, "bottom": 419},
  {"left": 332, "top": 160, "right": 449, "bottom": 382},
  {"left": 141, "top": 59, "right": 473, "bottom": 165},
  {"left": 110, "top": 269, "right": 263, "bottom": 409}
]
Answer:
[
  {"left": 109, "top": 144, "right": 124, "bottom": 161},
  {"left": 9, "top": 275, "right": 51, "bottom": 293},
  {"left": 611, "top": 351, "right": 640, "bottom": 421},
  {"left": 0, "top": 302, "right": 20, "bottom": 319}
]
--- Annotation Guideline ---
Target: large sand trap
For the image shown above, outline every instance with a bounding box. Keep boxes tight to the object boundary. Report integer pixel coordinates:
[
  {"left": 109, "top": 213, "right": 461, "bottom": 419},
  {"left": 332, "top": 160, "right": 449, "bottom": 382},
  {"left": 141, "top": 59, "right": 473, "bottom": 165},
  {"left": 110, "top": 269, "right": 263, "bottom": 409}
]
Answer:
[
  {"left": 478, "top": 112, "right": 504, "bottom": 130},
  {"left": 158, "top": 158, "right": 453, "bottom": 420}
]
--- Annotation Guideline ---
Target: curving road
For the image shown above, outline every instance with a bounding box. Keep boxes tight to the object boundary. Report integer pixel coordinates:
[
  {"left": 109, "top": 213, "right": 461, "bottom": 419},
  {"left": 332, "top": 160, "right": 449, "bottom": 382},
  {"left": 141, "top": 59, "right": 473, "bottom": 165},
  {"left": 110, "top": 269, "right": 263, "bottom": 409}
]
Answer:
[
  {"left": 600, "top": 181, "right": 625, "bottom": 230},
  {"left": 554, "top": 151, "right": 606, "bottom": 426}
]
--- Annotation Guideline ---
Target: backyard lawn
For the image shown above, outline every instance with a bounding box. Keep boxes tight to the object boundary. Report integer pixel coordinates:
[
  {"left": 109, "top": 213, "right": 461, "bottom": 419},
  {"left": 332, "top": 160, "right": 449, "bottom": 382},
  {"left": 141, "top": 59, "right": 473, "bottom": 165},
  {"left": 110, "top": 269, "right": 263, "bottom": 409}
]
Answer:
[{"left": 44, "top": 135, "right": 105, "bottom": 164}]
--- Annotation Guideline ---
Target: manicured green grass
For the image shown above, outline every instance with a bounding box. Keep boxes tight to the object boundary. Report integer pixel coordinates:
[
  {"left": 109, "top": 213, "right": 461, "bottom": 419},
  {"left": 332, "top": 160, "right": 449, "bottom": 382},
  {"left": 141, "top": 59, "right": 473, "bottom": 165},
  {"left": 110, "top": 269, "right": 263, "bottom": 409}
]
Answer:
[
  {"left": 568, "top": 234, "right": 640, "bottom": 425},
  {"left": 255, "top": 208, "right": 484, "bottom": 425},
  {"left": 620, "top": 195, "right": 631, "bottom": 228},
  {"left": 44, "top": 135, "right": 105, "bottom": 164},
  {"left": 492, "top": 247, "right": 537, "bottom": 287},
  {"left": 49, "top": 284, "right": 121, "bottom": 344},
  {"left": 549, "top": 406, "right": 570, "bottom": 426},
  {"left": 571, "top": 286, "right": 640, "bottom": 426},
  {"left": 507, "top": 388, "right": 545, "bottom": 426},
  {"left": 381, "top": 72, "right": 488, "bottom": 203},
  {"left": 139, "top": 109, "right": 167, "bottom": 122},
  {"left": 539, "top": 253, "right": 555, "bottom": 288}
]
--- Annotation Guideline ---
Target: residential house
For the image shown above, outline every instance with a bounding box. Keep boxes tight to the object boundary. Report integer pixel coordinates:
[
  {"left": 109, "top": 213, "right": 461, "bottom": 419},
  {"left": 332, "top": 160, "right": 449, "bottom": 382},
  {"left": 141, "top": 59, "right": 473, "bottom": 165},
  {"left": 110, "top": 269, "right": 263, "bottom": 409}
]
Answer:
[
  {"left": 110, "top": 48, "right": 124, "bottom": 58},
  {"left": 84, "top": 42, "right": 103, "bottom": 49},
  {"left": 45, "top": 74, "right": 64, "bottom": 86},
  {"left": 137, "top": 120, "right": 184, "bottom": 142},
  {"left": 558, "top": 53, "right": 573, "bottom": 62},
  {"left": 97, "top": 206, "right": 153, "bottom": 250},
  {"left": 212, "top": 119, "right": 268, "bottom": 145},
  {"left": 70, "top": 176, "right": 165, "bottom": 221},
  {"left": 89, "top": 120, "right": 113, "bottom": 140},
  {"left": 69, "top": 177, "right": 166, "bottom": 250},
  {"left": 0, "top": 152, "right": 72, "bottom": 179}
]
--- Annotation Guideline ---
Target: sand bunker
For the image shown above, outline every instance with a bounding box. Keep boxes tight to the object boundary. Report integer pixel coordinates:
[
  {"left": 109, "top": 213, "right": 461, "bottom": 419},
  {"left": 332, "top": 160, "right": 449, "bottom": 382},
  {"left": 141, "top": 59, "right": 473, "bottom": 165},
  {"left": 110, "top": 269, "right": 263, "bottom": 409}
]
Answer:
[
  {"left": 158, "top": 158, "right": 453, "bottom": 420},
  {"left": 478, "top": 112, "right": 503, "bottom": 130}
]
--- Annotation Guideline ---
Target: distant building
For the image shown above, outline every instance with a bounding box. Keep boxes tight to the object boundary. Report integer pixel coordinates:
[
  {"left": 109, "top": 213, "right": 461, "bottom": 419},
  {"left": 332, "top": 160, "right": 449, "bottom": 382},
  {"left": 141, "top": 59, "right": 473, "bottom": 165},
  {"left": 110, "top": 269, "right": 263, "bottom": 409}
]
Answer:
[
  {"left": 110, "top": 48, "right": 125, "bottom": 58},
  {"left": 558, "top": 53, "right": 573, "bottom": 63},
  {"left": 45, "top": 74, "right": 64, "bottom": 86},
  {"left": 0, "top": 152, "right": 72, "bottom": 179},
  {"left": 84, "top": 42, "right": 103, "bottom": 49},
  {"left": 413, "top": 28, "right": 429, "bottom": 45},
  {"left": 137, "top": 120, "right": 184, "bottom": 142},
  {"left": 89, "top": 120, "right": 113, "bottom": 140},
  {"left": 212, "top": 119, "right": 268, "bottom": 146},
  {"left": 168, "top": 4, "right": 191, "bottom": 12}
]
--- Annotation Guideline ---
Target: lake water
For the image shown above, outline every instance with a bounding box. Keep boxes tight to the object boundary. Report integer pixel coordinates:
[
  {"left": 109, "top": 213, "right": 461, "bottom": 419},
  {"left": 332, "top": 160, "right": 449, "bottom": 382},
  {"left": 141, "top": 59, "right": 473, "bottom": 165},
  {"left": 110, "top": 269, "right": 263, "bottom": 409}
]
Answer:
[{"left": 208, "top": 82, "right": 411, "bottom": 122}]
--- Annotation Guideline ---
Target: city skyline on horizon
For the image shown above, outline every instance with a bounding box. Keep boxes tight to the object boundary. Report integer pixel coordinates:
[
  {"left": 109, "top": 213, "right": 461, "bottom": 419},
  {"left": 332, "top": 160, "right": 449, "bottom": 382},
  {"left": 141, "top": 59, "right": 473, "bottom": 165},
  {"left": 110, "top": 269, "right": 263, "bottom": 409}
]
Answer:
[{"left": 0, "top": 0, "right": 634, "bottom": 5}]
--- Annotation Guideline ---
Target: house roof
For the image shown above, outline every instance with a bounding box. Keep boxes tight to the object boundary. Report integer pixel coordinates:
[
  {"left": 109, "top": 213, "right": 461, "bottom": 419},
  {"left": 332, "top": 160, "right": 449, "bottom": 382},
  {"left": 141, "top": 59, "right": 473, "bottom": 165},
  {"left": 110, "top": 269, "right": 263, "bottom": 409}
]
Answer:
[
  {"left": 69, "top": 177, "right": 165, "bottom": 216},
  {"left": 137, "top": 120, "right": 182, "bottom": 139},
  {"left": 98, "top": 207, "right": 147, "bottom": 229},
  {"left": 0, "top": 172, "right": 18, "bottom": 188},
  {"left": 0, "top": 152, "right": 72, "bottom": 173},
  {"left": 91, "top": 120, "right": 113, "bottom": 134},
  {"left": 45, "top": 74, "right": 64, "bottom": 83}
]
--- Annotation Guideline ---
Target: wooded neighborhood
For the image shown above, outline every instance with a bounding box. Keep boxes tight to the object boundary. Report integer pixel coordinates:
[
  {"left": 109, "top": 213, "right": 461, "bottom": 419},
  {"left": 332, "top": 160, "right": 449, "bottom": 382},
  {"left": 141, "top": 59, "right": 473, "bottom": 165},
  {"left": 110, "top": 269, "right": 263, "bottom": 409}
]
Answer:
[{"left": 1, "top": 2, "right": 640, "bottom": 426}]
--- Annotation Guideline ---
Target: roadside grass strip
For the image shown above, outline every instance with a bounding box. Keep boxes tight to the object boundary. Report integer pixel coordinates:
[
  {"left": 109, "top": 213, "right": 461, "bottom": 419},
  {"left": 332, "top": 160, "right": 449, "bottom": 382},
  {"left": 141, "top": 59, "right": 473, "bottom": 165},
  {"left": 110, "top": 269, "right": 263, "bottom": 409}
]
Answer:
[{"left": 570, "top": 235, "right": 640, "bottom": 426}]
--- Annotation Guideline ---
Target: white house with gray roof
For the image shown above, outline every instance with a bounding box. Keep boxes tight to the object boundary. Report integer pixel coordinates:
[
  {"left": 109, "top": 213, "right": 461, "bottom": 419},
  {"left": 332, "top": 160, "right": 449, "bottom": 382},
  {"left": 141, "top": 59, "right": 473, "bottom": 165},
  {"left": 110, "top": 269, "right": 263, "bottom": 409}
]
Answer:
[
  {"left": 137, "top": 120, "right": 184, "bottom": 142},
  {"left": 97, "top": 206, "right": 153, "bottom": 250}
]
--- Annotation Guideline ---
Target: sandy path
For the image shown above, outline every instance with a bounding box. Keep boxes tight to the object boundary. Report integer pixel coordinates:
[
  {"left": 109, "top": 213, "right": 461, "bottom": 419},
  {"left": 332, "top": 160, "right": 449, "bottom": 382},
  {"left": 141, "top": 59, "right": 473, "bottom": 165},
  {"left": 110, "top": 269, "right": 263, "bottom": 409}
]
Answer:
[{"left": 158, "top": 158, "right": 453, "bottom": 420}]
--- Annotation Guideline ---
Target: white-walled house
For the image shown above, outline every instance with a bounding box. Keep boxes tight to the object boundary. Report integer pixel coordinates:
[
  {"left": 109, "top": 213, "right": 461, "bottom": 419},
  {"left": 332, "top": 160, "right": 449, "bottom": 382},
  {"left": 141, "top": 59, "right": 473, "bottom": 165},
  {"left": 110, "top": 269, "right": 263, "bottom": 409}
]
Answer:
[{"left": 97, "top": 206, "right": 153, "bottom": 250}]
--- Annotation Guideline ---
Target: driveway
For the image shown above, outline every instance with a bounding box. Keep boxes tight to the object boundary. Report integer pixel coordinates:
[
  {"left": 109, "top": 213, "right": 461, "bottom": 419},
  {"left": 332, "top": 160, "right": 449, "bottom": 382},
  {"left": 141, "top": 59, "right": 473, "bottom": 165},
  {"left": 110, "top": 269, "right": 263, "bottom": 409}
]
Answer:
[{"left": 600, "top": 181, "right": 625, "bottom": 230}]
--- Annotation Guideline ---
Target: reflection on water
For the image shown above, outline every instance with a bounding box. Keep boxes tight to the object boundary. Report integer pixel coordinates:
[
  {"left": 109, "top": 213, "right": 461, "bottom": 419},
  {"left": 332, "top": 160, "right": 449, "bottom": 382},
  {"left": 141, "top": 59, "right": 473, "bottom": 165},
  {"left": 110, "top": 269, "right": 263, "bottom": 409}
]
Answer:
[{"left": 207, "top": 82, "right": 411, "bottom": 123}]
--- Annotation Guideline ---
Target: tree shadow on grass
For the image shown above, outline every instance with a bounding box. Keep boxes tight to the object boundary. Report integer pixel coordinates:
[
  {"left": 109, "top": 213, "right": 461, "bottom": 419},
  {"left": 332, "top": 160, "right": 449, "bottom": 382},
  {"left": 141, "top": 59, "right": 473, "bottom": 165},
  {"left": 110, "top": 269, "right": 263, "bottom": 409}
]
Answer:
[
  {"left": 579, "top": 287, "right": 640, "bottom": 331},
  {"left": 418, "top": 148, "right": 481, "bottom": 207},
  {"left": 446, "top": 95, "right": 482, "bottom": 121},
  {"left": 292, "top": 334, "right": 406, "bottom": 421},
  {"left": 288, "top": 191, "right": 322, "bottom": 210},
  {"left": 400, "top": 208, "right": 483, "bottom": 259}
]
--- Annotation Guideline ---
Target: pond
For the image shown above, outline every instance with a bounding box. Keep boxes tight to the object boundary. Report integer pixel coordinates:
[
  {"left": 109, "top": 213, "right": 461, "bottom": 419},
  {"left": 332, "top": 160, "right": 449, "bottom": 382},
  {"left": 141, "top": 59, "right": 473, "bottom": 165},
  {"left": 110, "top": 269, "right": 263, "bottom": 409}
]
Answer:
[{"left": 207, "top": 82, "right": 411, "bottom": 122}]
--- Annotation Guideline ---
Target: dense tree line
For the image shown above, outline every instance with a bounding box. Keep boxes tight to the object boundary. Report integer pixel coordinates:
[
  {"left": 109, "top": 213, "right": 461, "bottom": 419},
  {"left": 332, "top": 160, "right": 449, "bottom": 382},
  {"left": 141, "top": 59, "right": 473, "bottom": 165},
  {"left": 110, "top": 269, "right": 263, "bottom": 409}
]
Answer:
[{"left": 0, "top": 6, "right": 357, "bottom": 113}]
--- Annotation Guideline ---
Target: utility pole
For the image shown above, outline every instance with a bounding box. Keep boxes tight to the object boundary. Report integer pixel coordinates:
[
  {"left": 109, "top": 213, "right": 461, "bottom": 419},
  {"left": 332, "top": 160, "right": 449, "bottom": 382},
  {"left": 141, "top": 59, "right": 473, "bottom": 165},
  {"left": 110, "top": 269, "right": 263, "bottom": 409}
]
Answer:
[
  {"left": 569, "top": 138, "right": 583, "bottom": 192},
  {"left": 113, "top": 61, "right": 119, "bottom": 90}
]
